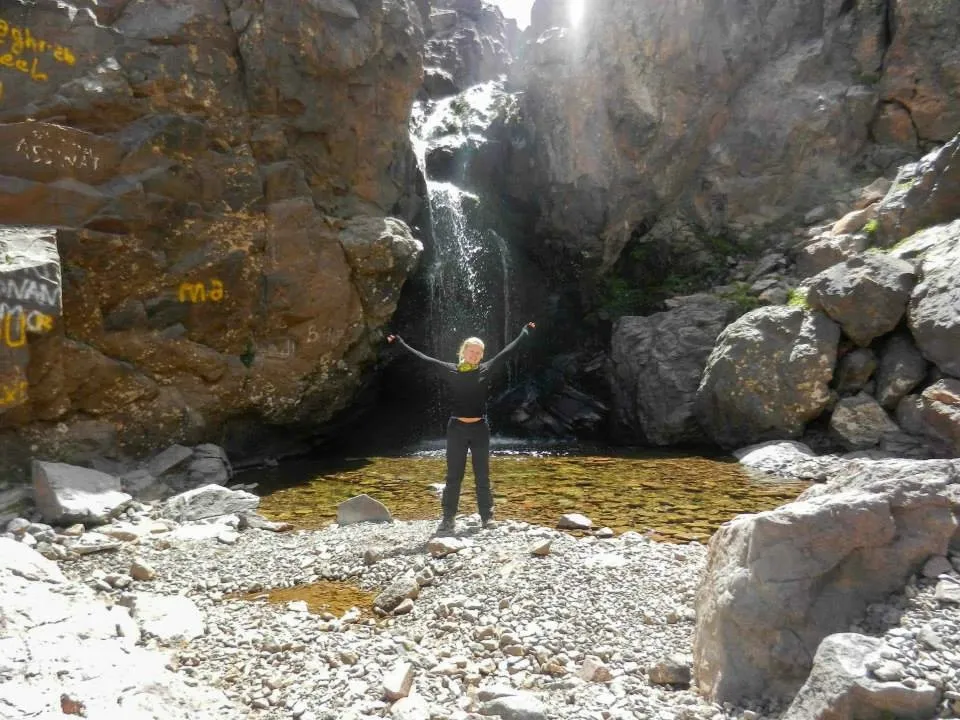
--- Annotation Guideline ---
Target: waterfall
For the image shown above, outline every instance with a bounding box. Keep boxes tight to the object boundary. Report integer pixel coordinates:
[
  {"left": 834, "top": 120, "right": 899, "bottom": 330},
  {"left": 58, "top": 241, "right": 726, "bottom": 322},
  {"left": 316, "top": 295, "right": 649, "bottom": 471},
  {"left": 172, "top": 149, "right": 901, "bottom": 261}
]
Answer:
[{"left": 410, "top": 80, "right": 515, "bottom": 365}]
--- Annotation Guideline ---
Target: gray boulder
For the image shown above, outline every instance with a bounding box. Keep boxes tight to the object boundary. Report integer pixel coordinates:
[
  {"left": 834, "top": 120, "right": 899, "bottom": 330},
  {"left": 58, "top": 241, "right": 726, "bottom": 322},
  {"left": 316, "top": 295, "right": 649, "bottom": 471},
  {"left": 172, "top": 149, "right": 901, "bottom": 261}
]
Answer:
[
  {"left": 188, "top": 444, "right": 233, "bottom": 487},
  {"left": 161, "top": 485, "right": 259, "bottom": 522},
  {"left": 694, "top": 457, "right": 959, "bottom": 704},
  {"left": 127, "top": 444, "right": 234, "bottom": 500},
  {"left": 875, "top": 332, "right": 928, "bottom": 409},
  {"left": 146, "top": 444, "right": 193, "bottom": 479},
  {"left": 32, "top": 461, "right": 131, "bottom": 526},
  {"left": 914, "top": 379, "right": 960, "bottom": 456},
  {"left": 373, "top": 572, "right": 420, "bottom": 613},
  {"left": 795, "top": 233, "right": 868, "bottom": 280},
  {"left": 610, "top": 297, "right": 736, "bottom": 445},
  {"left": 478, "top": 691, "right": 548, "bottom": 720},
  {"left": 337, "top": 494, "right": 392, "bottom": 526},
  {"left": 783, "top": 634, "right": 941, "bottom": 720},
  {"left": 834, "top": 348, "right": 877, "bottom": 395},
  {"left": 695, "top": 306, "right": 839, "bottom": 449},
  {"left": 734, "top": 440, "right": 849, "bottom": 482},
  {"left": 829, "top": 393, "right": 900, "bottom": 450},
  {"left": 806, "top": 253, "right": 916, "bottom": 347},
  {"left": 876, "top": 134, "right": 960, "bottom": 247},
  {"left": 892, "top": 219, "right": 960, "bottom": 378}
]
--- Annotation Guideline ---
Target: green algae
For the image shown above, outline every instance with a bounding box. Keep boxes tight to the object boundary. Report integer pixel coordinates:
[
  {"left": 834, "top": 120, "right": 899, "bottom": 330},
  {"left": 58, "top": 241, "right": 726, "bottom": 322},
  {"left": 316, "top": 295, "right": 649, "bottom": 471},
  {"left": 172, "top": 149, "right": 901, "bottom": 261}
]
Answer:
[{"left": 252, "top": 451, "right": 808, "bottom": 544}]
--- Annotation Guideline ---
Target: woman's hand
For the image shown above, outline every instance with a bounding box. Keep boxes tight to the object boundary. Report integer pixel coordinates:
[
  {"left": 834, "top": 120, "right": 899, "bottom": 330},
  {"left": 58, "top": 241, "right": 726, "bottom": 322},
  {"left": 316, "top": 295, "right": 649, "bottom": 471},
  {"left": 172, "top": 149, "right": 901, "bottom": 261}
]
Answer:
[
  {"left": 386, "top": 334, "right": 397, "bottom": 343},
  {"left": 525, "top": 322, "right": 536, "bottom": 330}
]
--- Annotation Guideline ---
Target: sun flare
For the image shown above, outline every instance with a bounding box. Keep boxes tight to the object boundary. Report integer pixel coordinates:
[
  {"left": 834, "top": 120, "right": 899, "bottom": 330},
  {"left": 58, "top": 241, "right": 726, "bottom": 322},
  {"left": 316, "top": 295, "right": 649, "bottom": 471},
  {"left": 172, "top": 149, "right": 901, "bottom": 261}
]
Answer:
[{"left": 569, "top": 0, "right": 585, "bottom": 26}]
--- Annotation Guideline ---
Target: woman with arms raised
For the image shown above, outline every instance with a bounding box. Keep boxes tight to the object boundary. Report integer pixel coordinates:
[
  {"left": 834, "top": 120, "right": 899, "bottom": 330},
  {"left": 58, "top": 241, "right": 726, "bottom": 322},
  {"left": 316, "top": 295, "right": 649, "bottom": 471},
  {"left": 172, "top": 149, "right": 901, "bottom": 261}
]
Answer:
[{"left": 387, "top": 322, "right": 536, "bottom": 536}]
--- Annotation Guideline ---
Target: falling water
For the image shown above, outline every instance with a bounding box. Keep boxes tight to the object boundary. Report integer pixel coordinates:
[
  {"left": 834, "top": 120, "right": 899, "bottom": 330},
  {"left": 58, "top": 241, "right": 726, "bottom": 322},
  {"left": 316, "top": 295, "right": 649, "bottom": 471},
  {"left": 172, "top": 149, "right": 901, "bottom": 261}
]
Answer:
[{"left": 410, "top": 81, "right": 514, "bottom": 361}]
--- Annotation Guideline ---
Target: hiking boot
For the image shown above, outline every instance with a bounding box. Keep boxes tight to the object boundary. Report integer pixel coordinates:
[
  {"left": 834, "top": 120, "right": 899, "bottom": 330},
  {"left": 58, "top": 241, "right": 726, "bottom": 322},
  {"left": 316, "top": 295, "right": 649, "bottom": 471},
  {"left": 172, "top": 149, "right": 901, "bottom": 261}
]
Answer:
[
  {"left": 435, "top": 517, "right": 456, "bottom": 536},
  {"left": 481, "top": 516, "right": 498, "bottom": 530}
]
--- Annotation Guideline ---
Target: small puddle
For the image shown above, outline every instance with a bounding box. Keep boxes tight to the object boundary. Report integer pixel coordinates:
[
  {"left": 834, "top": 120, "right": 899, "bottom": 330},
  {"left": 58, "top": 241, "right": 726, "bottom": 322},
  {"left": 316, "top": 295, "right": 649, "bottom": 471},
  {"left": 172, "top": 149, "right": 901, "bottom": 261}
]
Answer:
[
  {"left": 245, "top": 448, "right": 808, "bottom": 543},
  {"left": 229, "top": 580, "right": 377, "bottom": 618}
]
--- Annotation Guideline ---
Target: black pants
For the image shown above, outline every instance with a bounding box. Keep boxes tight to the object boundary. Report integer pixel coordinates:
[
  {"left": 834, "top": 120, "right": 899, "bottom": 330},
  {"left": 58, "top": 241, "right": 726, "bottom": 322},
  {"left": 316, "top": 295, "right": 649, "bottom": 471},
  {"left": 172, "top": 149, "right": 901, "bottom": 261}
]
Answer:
[{"left": 442, "top": 417, "right": 493, "bottom": 521}]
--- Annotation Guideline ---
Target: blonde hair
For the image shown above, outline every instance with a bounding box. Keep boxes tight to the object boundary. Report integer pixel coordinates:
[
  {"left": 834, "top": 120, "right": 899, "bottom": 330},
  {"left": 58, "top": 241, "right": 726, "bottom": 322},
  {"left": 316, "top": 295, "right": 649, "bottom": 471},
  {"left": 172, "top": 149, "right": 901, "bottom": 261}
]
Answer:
[{"left": 457, "top": 337, "right": 485, "bottom": 363}]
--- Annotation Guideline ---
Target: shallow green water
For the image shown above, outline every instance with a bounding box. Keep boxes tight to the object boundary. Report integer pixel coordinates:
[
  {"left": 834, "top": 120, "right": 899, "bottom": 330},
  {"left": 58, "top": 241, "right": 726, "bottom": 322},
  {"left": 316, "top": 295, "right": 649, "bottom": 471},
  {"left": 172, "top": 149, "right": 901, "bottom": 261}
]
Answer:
[{"left": 252, "top": 448, "right": 807, "bottom": 543}]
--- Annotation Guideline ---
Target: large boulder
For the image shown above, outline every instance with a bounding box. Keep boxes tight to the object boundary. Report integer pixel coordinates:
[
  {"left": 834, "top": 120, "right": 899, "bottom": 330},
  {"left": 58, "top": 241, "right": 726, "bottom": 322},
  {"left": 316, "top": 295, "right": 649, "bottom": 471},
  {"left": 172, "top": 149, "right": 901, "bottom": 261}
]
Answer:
[
  {"left": 833, "top": 348, "right": 877, "bottom": 395},
  {"left": 874, "top": 332, "right": 928, "bottom": 410},
  {"left": 875, "top": 134, "right": 960, "bottom": 247},
  {"left": 32, "top": 460, "right": 131, "bottom": 525},
  {"left": 694, "top": 458, "right": 960, "bottom": 704},
  {"left": 695, "top": 306, "right": 840, "bottom": 449},
  {"left": 0, "top": 0, "right": 425, "bottom": 479},
  {"left": 0, "top": 226, "right": 62, "bottom": 418},
  {"left": 912, "top": 379, "right": 960, "bottom": 457},
  {"left": 891, "top": 219, "right": 960, "bottom": 378},
  {"left": 734, "top": 440, "right": 850, "bottom": 482},
  {"left": 828, "top": 392, "right": 900, "bottom": 450},
  {"left": 610, "top": 296, "right": 736, "bottom": 445},
  {"left": 805, "top": 253, "right": 916, "bottom": 347},
  {"left": 0, "top": 541, "right": 242, "bottom": 718},
  {"left": 161, "top": 485, "right": 259, "bottom": 522},
  {"left": 0, "top": 536, "right": 66, "bottom": 583},
  {"left": 782, "top": 634, "right": 941, "bottom": 720},
  {"left": 795, "top": 234, "right": 869, "bottom": 280}
]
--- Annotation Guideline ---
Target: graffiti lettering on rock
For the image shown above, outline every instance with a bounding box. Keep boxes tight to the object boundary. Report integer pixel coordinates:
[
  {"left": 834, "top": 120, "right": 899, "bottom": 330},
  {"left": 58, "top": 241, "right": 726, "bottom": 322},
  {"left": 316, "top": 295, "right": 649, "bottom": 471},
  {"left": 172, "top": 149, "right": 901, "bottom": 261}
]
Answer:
[
  {"left": 0, "top": 304, "right": 55, "bottom": 347},
  {"left": 306, "top": 324, "right": 341, "bottom": 344},
  {"left": 0, "top": 277, "right": 60, "bottom": 308},
  {"left": 178, "top": 280, "right": 225, "bottom": 303},
  {"left": 0, "top": 19, "right": 79, "bottom": 85},
  {"left": 0, "top": 370, "right": 28, "bottom": 407},
  {"left": 16, "top": 134, "right": 101, "bottom": 172}
]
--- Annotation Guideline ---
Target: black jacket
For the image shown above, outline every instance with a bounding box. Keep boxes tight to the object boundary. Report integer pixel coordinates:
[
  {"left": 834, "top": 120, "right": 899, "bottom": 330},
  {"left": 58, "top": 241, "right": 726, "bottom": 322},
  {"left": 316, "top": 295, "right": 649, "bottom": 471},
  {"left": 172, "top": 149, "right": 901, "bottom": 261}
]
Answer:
[{"left": 395, "top": 327, "right": 530, "bottom": 417}]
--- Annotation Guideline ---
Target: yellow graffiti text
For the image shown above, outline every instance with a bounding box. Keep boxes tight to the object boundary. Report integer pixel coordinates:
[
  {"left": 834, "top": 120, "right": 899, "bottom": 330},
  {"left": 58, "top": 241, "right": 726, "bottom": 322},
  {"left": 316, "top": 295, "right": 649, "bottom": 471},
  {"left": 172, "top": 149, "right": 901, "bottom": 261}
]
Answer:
[
  {"left": 1, "top": 308, "right": 55, "bottom": 348},
  {"left": 178, "top": 280, "right": 225, "bottom": 303},
  {"left": 0, "top": 376, "right": 28, "bottom": 407},
  {"left": 0, "top": 19, "right": 79, "bottom": 85}
]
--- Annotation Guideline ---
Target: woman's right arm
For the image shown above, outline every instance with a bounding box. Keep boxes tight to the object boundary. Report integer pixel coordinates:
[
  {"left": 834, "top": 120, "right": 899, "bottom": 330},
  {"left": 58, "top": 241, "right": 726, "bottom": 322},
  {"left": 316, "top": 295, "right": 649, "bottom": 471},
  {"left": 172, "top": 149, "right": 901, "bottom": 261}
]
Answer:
[{"left": 387, "top": 335, "right": 456, "bottom": 371}]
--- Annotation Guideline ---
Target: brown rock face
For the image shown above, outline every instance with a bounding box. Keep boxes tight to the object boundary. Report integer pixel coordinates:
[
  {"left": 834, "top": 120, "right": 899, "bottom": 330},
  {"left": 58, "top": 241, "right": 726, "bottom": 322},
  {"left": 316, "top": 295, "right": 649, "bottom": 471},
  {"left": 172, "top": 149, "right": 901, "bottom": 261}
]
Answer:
[{"left": 0, "top": 0, "right": 425, "bottom": 476}]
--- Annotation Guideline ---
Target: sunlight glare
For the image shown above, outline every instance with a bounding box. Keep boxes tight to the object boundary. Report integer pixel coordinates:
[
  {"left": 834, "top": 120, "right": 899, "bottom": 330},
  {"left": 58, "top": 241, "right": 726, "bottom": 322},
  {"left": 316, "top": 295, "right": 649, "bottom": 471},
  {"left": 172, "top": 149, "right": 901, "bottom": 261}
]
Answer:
[{"left": 569, "top": 0, "right": 585, "bottom": 26}]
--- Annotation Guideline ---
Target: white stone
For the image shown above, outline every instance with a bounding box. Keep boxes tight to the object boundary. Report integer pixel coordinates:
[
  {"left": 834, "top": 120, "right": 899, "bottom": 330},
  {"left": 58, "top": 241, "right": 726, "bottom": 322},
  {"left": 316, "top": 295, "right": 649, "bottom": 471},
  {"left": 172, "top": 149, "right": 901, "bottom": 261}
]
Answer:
[
  {"left": 528, "top": 539, "right": 552, "bottom": 556},
  {"left": 162, "top": 485, "right": 258, "bottom": 522},
  {"left": 383, "top": 661, "right": 414, "bottom": 701},
  {"left": 130, "top": 594, "right": 205, "bottom": 642},
  {"left": 32, "top": 460, "right": 131, "bottom": 525},
  {"left": 578, "top": 655, "right": 614, "bottom": 683},
  {"left": 0, "top": 538, "right": 65, "bottom": 583},
  {"left": 337, "top": 494, "right": 393, "bottom": 526},
  {"left": 390, "top": 693, "right": 430, "bottom": 720},
  {"left": 557, "top": 513, "right": 593, "bottom": 530},
  {"left": 428, "top": 536, "right": 467, "bottom": 558},
  {"left": 130, "top": 559, "right": 157, "bottom": 581}
]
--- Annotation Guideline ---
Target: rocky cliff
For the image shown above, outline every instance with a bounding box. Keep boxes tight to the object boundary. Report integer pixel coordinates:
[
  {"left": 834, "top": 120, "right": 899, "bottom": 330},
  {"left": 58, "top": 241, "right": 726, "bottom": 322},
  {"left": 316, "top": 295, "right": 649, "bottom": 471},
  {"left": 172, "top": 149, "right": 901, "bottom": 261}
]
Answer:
[
  {"left": 0, "top": 0, "right": 426, "bottom": 480},
  {"left": 496, "top": 0, "right": 960, "bottom": 281}
]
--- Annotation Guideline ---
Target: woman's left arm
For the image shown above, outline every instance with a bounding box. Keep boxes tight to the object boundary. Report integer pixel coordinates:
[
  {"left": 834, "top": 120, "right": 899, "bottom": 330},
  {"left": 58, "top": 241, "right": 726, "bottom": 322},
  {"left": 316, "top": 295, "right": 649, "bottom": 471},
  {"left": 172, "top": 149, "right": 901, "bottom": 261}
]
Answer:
[{"left": 482, "top": 322, "right": 535, "bottom": 371}]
